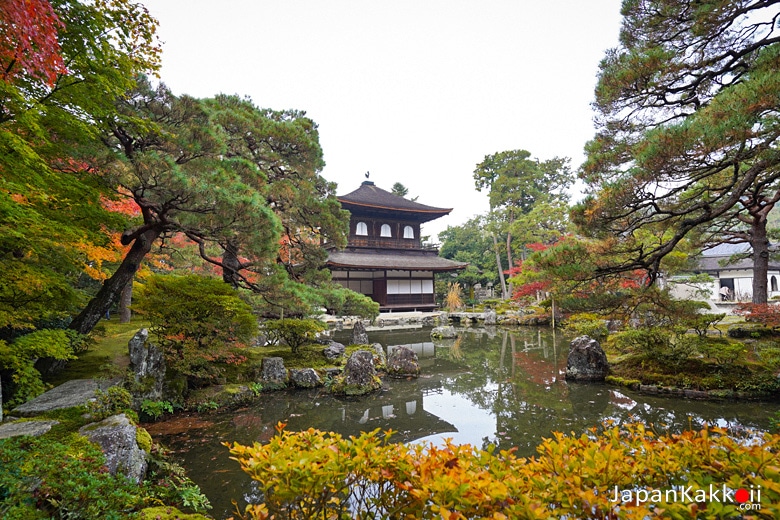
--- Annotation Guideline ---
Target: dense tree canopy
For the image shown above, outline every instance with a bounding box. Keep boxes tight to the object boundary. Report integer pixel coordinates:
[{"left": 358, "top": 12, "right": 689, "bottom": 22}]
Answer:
[
  {"left": 438, "top": 215, "right": 498, "bottom": 288},
  {"left": 474, "top": 149, "right": 573, "bottom": 297},
  {"left": 0, "top": 0, "right": 160, "bottom": 333},
  {"left": 69, "top": 78, "right": 353, "bottom": 333},
  {"left": 577, "top": 0, "right": 780, "bottom": 302}
]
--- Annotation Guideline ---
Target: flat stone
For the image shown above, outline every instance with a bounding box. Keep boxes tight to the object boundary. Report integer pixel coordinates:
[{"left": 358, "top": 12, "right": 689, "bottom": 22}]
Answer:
[
  {"left": 0, "top": 419, "right": 60, "bottom": 439},
  {"left": 431, "top": 326, "right": 457, "bottom": 339},
  {"left": 12, "top": 379, "right": 117, "bottom": 416}
]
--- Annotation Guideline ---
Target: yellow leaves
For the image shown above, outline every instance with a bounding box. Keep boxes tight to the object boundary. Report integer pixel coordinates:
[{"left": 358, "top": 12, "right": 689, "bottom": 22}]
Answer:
[
  {"left": 73, "top": 229, "right": 124, "bottom": 280},
  {"left": 227, "top": 422, "right": 780, "bottom": 520}
]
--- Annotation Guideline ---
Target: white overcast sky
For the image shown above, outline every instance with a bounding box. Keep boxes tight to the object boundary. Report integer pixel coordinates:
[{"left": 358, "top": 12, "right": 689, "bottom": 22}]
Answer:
[{"left": 141, "top": 0, "right": 624, "bottom": 240}]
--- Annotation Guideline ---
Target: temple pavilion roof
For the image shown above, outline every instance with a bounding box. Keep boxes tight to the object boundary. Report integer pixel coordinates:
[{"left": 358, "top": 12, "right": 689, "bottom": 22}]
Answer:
[
  {"left": 327, "top": 249, "right": 467, "bottom": 272},
  {"left": 338, "top": 181, "right": 452, "bottom": 223}
]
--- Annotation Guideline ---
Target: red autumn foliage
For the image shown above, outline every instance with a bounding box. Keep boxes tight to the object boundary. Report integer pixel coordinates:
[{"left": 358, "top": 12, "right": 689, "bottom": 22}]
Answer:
[
  {"left": 734, "top": 302, "right": 780, "bottom": 328},
  {"left": 0, "top": 0, "right": 66, "bottom": 85},
  {"left": 100, "top": 194, "right": 141, "bottom": 217}
]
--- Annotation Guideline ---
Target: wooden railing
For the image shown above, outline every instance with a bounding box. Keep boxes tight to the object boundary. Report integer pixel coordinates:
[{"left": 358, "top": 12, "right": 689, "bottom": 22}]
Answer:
[{"left": 349, "top": 237, "right": 421, "bottom": 249}]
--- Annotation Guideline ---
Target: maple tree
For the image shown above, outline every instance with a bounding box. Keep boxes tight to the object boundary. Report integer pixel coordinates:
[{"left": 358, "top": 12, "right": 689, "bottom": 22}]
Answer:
[
  {"left": 0, "top": 0, "right": 65, "bottom": 85},
  {"left": 0, "top": 0, "right": 160, "bottom": 334},
  {"left": 577, "top": 0, "right": 780, "bottom": 303}
]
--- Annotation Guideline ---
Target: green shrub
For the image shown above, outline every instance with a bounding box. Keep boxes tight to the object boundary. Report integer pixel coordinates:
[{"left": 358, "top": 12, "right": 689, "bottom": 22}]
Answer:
[
  {"left": 697, "top": 338, "right": 747, "bottom": 366},
  {"left": 140, "top": 400, "right": 173, "bottom": 421},
  {"left": 263, "top": 318, "right": 326, "bottom": 353},
  {"left": 610, "top": 327, "right": 696, "bottom": 367},
  {"left": 0, "top": 329, "right": 83, "bottom": 406},
  {"left": 87, "top": 386, "right": 133, "bottom": 421},
  {"left": 564, "top": 313, "right": 609, "bottom": 341},
  {"left": 135, "top": 274, "right": 256, "bottom": 385},
  {"left": 0, "top": 434, "right": 142, "bottom": 519},
  {"left": 227, "top": 423, "right": 780, "bottom": 519}
]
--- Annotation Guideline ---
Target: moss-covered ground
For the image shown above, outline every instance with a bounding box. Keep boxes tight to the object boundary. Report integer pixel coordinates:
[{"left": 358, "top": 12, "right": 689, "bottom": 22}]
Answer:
[
  {"left": 45, "top": 317, "right": 150, "bottom": 386},
  {"left": 607, "top": 333, "right": 780, "bottom": 396}
]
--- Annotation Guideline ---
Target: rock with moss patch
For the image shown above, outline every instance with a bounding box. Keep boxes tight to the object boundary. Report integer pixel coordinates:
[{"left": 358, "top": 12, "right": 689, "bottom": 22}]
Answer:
[
  {"left": 371, "top": 343, "right": 387, "bottom": 368},
  {"left": 0, "top": 419, "right": 60, "bottom": 439},
  {"left": 727, "top": 324, "right": 776, "bottom": 339},
  {"left": 261, "top": 357, "right": 288, "bottom": 390},
  {"left": 565, "top": 336, "right": 609, "bottom": 382},
  {"left": 387, "top": 346, "right": 420, "bottom": 378},
  {"left": 431, "top": 326, "right": 457, "bottom": 339},
  {"left": 12, "top": 378, "right": 117, "bottom": 417},
  {"left": 332, "top": 350, "right": 381, "bottom": 395},
  {"left": 79, "top": 413, "right": 147, "bottom": 483},
  {"left": 351, "top": 320, "right": 369, "bottom": 345},
  {"left": 128, "top": 328, "right": 166, "bottom": 407},
  {"left": 290, "top": 368, "right": 323, "bottom": 388},
  {"left": 323, "top": 341, "right": 346, "bottom": 361}
]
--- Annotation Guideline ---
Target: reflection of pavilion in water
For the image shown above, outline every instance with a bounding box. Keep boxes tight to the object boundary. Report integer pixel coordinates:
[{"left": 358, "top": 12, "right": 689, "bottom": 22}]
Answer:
[{"left": 319, "top": 341, "right": 459, "bottom": 443}]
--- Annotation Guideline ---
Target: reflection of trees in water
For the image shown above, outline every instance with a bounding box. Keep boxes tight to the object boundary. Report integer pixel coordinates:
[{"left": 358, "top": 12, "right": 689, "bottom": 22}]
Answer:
[
  {"left": 432, "top": 327, "right": 776, "bottom": 454},
  {"left": 153, "top": 326, "right": 780, "bottom": 517}
]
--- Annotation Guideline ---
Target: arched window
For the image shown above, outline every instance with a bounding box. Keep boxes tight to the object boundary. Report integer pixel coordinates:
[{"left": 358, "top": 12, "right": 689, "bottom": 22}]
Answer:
[
  {"left": 356, "top": 222, "right": 368, "bottom": 236},
  {"left": 380, "top": 224, "right": 392, "bottom": 237},
  {"left": 772, "top": 276, "right": 778, "bottom": 292},
  {"left": 403, "top": 225, "right": 414, "bottom": 239}
]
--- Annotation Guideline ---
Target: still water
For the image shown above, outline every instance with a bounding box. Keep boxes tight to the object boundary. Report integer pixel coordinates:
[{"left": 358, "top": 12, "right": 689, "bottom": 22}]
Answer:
[{"left": 146, "top": 326, "right": 780, "bottom": 518}]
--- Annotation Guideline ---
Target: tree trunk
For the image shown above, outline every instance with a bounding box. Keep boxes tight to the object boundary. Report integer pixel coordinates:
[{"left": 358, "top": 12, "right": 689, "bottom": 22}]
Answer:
[
  {"left": 751, "top": 220, "right": 769, "bottom": 304},
  {"left": 69, "top": 228, "right": 160, "bottom": 335},
  {"left": 493, "top": 234, "right": 508, "bottom": 299},
  {"left": 222, "top": 241, "right": 242, "bottom": 287},
  {"left": 118, "top": 280, "right": 133, "bottom": 323},
  {"left": 505, "top": 230, "right": 513, "bottom": 297}
]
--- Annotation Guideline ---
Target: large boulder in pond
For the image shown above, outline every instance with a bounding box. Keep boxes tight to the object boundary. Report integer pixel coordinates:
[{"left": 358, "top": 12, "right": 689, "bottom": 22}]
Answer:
[
  {"left": 351, "top": 320, "right": 370, "bottom": 345},
  {"left": 332, "top": 350, "right": 381, "bottom": 396},
  {"left": 322, "top": 341, "right": 346, "bottom": 361},
  {"left": 387, "top": 346, "right": 420, "bottom": 378},
  {"left": 260, "top": 357, "right": 288, "bottom": 390},
  {"left": 484, "top": 309, "right": 497, "bottom": 325},
  {"left": 431, "top": 326, "right": 457, "bottom": 339},
  {"left": 78, "top": 413, "right": 147, "bottom": 484},
  {"left": 565, "top": 335, "right": 609, "bottom": 382}
]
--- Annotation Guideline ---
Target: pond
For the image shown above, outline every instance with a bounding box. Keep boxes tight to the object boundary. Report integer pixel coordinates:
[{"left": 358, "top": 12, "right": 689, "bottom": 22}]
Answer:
[{"left": 146, "top": 326, "right": 780, "bottom": 519}]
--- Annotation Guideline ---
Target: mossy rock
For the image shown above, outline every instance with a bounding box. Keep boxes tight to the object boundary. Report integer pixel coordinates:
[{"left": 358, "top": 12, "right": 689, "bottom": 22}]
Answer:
[
  {"left": 331, "top": 375, "right": 382, "bottom": 396},
  {"left": 605, "top": 375, "right": 641, "bottom": 390},
  {"left": 727, "top": 324, "right": 776, "bottom": 339},
  {"left": 186, "top": 384, "right": 255, "bottom": 411},
  {"left": 163, "top": 372, "right": 189, "bottom": 406},
  {"left": 138, "top": 506, "right": 211, "bottom": 520},
  {"left": 136, "top": 426, "right": 153, "bottom": 452}
]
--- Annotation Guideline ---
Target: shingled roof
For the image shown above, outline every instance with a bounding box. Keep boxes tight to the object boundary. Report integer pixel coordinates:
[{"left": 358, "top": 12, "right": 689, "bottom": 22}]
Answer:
[
  {"left": 327, "top": 249, "right": 467, "bottom": 272},
  {"left": 695, "top": 242, "right": 780, "bottom": 272},
  {"left": 338, "top": 181, "right": 452, "bottom": 223}
]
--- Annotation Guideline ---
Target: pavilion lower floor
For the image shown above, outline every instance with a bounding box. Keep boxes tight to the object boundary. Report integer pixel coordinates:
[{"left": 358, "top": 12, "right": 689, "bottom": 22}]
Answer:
[{"left": 330, "top": 268, "right": 438, "bottom": 311}]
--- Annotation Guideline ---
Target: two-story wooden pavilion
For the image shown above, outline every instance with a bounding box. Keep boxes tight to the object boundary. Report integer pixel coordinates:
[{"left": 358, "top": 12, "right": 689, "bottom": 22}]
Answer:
[{"left": 326, "top": 181, "right": 467, "bottom": 311}]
